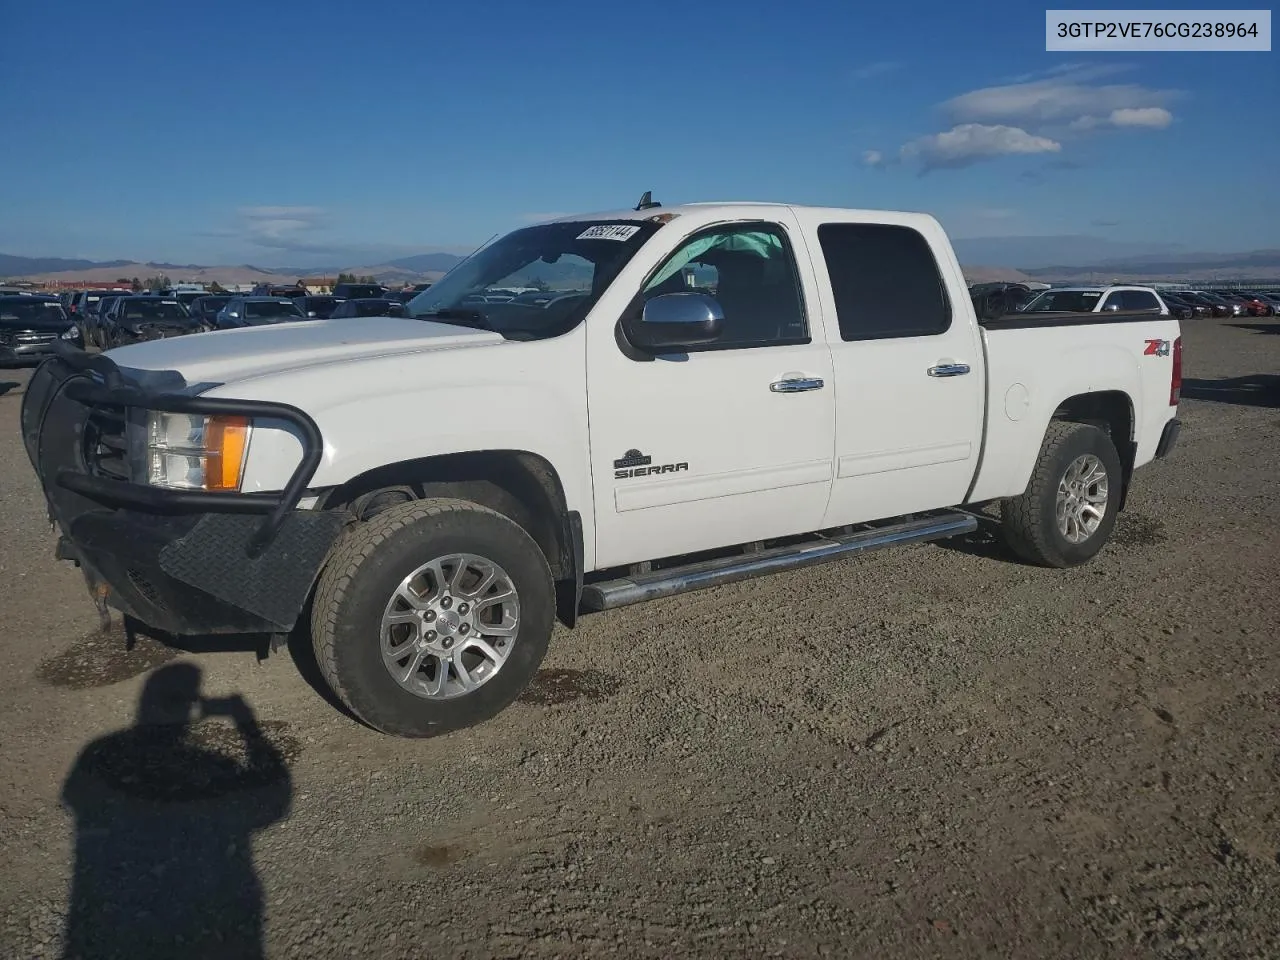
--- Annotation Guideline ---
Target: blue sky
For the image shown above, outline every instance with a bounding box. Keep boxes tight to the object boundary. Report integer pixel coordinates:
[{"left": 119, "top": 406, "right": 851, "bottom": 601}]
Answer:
[{"left": 1, "top": 0, "right": 1276, "bottom": 267}]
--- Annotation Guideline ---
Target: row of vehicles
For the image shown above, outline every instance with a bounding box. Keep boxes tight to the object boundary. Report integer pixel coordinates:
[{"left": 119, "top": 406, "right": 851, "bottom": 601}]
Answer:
[
  {"left": 38, "top": 288, "right": 432, "bottom": 354},
  {"left": 969, "top": 281, "right": 1280, "bottom": 321}
]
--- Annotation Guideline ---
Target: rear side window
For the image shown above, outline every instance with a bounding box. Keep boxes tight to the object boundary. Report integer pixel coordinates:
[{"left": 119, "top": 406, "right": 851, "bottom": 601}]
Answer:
[
  {"left": 1120, "top": 290, "right": 1161, "bottom": 311},
  {"left": 816, "top": 223, "right": 951, "bottom": 340}
]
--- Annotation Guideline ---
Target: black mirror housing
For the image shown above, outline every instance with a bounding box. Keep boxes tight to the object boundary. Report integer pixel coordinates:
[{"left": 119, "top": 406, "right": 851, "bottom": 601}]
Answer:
[{"left": 629, "top": 292, "right": 724, "bottom": 350}]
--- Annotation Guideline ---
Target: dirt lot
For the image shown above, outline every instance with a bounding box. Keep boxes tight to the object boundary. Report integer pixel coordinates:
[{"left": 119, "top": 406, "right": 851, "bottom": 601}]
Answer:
[{"left": 1, "top": 318, "right": 1278, "bottom": 959}]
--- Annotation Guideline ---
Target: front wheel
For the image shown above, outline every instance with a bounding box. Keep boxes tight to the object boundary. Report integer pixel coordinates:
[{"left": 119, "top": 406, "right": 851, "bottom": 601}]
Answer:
[
  {"left": 310, "top": 498, "right": 555, "bottom": 737},
  {"left": 1000, "top": 421, "right": 1122, "bottom": 568}
]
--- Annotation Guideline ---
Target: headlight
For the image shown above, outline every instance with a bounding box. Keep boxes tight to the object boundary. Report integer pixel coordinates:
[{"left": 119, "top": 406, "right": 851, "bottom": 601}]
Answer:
[
  {"left": 144, "top": 412, "right": 251, "bottom": 490},
  {"left": 61, "top": 325, "right": 80, "bottom": 340}
]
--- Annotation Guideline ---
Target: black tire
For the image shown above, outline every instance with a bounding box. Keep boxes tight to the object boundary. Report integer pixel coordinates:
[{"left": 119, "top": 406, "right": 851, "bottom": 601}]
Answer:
[
  {"left": 310, "top": 498, "right": 555, "bottom": 738},
  {"left": 999, "top": 420, "right": 1123, "bottom": 568}
]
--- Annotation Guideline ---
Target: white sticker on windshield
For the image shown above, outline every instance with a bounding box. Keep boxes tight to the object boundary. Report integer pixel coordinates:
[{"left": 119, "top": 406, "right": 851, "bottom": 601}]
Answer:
[{"left": 576, "top": 224, "right": 641, "bottom": 242}]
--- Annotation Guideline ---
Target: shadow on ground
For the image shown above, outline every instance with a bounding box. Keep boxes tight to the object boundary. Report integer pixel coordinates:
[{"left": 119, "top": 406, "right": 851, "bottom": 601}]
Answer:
[
  {"left": 0, "top": 380, "right": 21, "bottom": 397},
  {"left": 1182, "top": 374, "right": 1280, "bottom": 409},
  {"left": 1227, "top": 322, "right": 1280, "bottom": 335},
  {"left": 61, "top": 663, "right": 297, "bottom": 960}
]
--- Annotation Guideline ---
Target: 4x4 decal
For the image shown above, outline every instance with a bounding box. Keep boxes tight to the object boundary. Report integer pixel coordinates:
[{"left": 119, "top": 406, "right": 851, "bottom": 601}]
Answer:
[{"left": 1144, "top": 339, "right": 1171, "bottom": 357}]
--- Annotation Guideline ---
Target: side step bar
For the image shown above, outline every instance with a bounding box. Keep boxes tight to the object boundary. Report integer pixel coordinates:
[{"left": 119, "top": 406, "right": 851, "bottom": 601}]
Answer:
[{"left": 580, "top": 510, "right": 978, "bottom": 612}]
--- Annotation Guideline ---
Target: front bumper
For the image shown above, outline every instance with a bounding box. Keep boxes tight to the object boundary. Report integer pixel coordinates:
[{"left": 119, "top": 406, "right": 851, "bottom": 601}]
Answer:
[
  {"left": 0, "top": 331, "right": 80, "bottom": 363},
  {"left": 21, "top": 344, "right": 344, "bottom": 636}
]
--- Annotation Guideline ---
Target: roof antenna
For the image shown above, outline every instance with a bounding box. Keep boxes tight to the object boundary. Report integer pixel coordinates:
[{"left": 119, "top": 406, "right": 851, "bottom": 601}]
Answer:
[{"left": 634, "top": 190, "right": 661, "bottom": 211}]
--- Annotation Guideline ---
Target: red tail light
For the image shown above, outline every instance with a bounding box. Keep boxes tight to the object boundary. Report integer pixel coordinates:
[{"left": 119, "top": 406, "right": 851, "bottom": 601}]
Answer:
[{"left": 1170, "top": 335, "right": 1182, "bottom": 405}]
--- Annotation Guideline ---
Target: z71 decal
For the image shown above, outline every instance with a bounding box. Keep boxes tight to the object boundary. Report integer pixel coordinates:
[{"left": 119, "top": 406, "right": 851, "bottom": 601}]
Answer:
[
  {"left": 1144, "top": 339, "right": 1171, "bottom": 357},
  {"left": 613, "top": 448, "right": 688, "bottom": 479}
]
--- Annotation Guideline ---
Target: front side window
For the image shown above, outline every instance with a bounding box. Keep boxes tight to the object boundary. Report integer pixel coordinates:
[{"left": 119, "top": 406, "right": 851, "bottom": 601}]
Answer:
[
  {"left": 816, "top": 223, "right": 951, "bottom": 339},
  {"left": 1120, "top": 290, "right": 1161, "bottom": 311},
  {"left": 638, "top": 222, "right": 808, "bottom": 349},
  {"left": 407, "top": 219, "right": 663, "bottom": 340}
]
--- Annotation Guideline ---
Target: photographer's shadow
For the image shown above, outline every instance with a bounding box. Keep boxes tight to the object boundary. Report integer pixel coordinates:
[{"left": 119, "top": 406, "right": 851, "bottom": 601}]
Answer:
[{"left": 60, "top": 663, "right": 294, "bottom": 960}]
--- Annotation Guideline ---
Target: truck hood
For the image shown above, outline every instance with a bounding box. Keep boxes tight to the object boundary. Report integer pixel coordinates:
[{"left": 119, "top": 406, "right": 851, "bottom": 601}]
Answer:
[{"left": 104, "top": 316, "right": 505, "bottom": 390}]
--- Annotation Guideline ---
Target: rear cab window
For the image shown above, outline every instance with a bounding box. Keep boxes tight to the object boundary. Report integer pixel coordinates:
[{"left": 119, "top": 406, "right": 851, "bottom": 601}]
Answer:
[{"left": 815, "top": 223, "right": 951, "bottom": 340}]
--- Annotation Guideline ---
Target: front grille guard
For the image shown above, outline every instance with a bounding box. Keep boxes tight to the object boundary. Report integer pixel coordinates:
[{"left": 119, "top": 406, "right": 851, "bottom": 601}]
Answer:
[{"left": 22, "top": 341, "right": 324, "bottom": 558}]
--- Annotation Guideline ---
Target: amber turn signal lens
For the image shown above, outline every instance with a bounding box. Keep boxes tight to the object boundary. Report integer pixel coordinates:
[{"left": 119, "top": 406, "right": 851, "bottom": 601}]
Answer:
[{"left": 204, "top": 416, "right": 250, "bottom": 490}]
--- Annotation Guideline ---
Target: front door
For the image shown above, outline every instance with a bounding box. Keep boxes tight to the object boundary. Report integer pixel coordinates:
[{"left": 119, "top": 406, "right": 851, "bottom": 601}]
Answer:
[{"left": 586, "top": 216, "right": 836, "bottom": 570}]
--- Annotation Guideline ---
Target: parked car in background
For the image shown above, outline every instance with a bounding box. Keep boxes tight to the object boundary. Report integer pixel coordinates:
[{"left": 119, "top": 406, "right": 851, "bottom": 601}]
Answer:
[
  {"left": 331, "top": 282, "right": 386, "bottom": 299},
  {"left": 85, "top": 295, "right": 128, "bottom": 348},
  {"left": 1176, "top": 291, "right": 1231, "bottom": 317},
  {"left": 187, "top": 295, "right": 233, "bottom": 330},
  {"left": 215, "top": 297, "right": 307, "bottom": 329},
  {"left": 172, "top": 291, "right": 208, "bottom": 308},
  {"left": 384, "top": 289, "right": 418, "bottom": 304},
  {"left": 69, "top": 289, "right": 128, "bottom": 340},
  {"left": 1019, "top": 285, "right": 1167, "bottom": 315},
  {"left": 1156, "top": 292, "right": 1196, "bottom": 321},
  {"left": 329, "top": 297, "right": 407, "bottom": 318},
  {"left": 252, "top": 283, "right": 309, "bottom": 299},
  {"left": 1188, "top": 291, "right": 1241, "bottom": 316},
  {"left": 1159, "top": 292, "right": 1210, "bottom": 319},
  {"left": 293, "top": 295, "right": 342, "bottom": 318},
  {"left": 100, "top": 296, "right": 203, "bottom": 349},
  {"left": 1251, "top": 292, "right": 1280, "bottom": 314},
  {"left": 1227, "top": 292, "right": 1274, "bottom": 317},
  {"left": 0, "top": 295, "right": 81, "bottom": 365}
]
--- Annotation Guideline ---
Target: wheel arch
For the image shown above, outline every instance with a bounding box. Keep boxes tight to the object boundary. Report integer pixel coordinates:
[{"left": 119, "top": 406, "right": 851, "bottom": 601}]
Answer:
[
  {"left": 316, "top": 450, "right": 583, "bottom": 625},
  {"left": 1049, "top": 389, "right": 1136, "bottom": 508}
]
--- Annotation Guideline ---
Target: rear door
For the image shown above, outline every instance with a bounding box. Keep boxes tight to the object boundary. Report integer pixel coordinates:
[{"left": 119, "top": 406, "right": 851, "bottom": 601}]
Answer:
[{"left": 798, "top": 217, "right": 986, "bottom": 527}]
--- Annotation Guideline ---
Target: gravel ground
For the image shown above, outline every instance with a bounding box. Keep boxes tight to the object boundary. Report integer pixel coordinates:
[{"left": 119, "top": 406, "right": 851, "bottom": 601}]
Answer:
[{"left": 1, "top": 317, "right": 1278, "bottom": 959}]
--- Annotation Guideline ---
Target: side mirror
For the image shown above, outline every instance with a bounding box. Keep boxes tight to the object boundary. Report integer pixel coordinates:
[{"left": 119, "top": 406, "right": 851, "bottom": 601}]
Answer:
[
  {"left": 629, "top": 292, "right": 724, "bottom": 350},
  {"left": 1102, "top": 302, "right": 1121, "bottom": 312}
]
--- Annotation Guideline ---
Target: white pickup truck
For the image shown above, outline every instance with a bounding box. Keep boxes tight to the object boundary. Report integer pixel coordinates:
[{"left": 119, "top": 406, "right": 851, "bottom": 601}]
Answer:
[{"left": 23, "top": 198, "right": 1183, "bottom": 738}]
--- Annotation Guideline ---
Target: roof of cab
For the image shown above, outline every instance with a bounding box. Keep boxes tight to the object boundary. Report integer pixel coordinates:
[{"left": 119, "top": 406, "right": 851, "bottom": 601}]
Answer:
[{"left": 537, "top": 201, "right": 944, "bottom": 231}]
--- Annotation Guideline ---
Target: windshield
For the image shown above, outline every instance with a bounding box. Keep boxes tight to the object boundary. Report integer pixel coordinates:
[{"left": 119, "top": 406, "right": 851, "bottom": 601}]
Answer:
[
  {"left": 246, "top": 300, "right": 303, "bottom": 319},
  {"left": 120, "top": 300, "right": 191, "bottom": 322},
  {"left": 0, "top": 300, "right": 68, "bottom": 323},
  {"left": 406, "top": 219, "right": 663, "bottom": 339},
  {"left": 1021, "top": 290, "right": 1103, "bottom": 313}
]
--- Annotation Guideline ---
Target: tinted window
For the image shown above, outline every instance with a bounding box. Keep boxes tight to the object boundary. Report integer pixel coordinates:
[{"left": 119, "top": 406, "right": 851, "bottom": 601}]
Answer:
[
  {"left": 1120, "top": 290, "right": 1161, "bottom": 311},
  {"left": 1023, "top": 290, "right": 1103, "bottom": 313},
  {"left": 639, "top": 222, "right": 807, "bottom": 349},
  {"left": 120, "top": 300, "right": 190, "bottom": 321},
  {"left": 0, "top": 300, "right": 68, "bottom": 322},
  {"left": 245, "top": 300, "right": 303, "bottom": 319},
  {"left": 816, "top": 223, "right": 950, "bottom": 340}
]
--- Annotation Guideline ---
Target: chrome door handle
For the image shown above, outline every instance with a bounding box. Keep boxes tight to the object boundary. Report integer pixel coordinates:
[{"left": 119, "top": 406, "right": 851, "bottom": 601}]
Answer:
[
  {"left": 927, "top": 363, "right": 971, "bottom": 377},
  {"left": 770, "top": 377, "right": 825, "bottom": 393}
]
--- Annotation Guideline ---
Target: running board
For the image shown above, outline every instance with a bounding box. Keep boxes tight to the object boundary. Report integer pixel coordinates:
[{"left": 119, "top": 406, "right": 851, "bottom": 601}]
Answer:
[{"left": 580, "top": 511, "right": 978, "bottom": 612}]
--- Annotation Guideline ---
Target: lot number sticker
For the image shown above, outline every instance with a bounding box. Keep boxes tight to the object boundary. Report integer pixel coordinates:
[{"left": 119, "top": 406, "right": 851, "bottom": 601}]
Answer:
[{"left": 577, "top": 224, "right": 641, "bottom": 241}]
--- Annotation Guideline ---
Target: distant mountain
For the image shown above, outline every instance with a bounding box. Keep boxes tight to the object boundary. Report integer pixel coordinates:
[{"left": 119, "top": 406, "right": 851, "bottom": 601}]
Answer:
[
  {"left": 0, "top": 253, "right": 135, "bottom": 276},
  {"left": 1023, "top": 249, "right": 1280, "bottom": 279},
  {"left": 385, "top": 252, "right": 465, "bottom": 273},
  {"left": 951, "top": 236, "right": 1185, "bottom": 270}
]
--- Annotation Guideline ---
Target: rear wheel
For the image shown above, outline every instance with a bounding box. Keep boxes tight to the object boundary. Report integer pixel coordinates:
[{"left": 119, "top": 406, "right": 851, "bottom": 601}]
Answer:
[
  {"left": 311, "top": 498, "right": 555, "bottom": 738},
  {"left": 1000, "top": 421, "right": 1122, "bottom": 568}
]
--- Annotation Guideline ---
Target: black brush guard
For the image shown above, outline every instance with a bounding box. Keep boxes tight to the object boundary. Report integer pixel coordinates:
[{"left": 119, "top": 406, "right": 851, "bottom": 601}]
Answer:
[{"left": 21, "top": 342, "right": 345, "bottom": 635}]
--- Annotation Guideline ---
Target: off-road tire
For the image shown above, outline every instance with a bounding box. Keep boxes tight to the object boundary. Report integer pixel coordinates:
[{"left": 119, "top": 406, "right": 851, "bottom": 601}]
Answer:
[
  {"left": 311, "top": 498, "right": 555, "bottom": 737},
  {"left": 1000, "top": 420, "right": 1123, "bottom": 568}
]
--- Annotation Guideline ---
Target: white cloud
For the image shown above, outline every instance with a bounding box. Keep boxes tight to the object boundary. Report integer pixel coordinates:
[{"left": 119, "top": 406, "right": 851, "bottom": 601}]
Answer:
[
  {"left": 233, "top": 206, "right": 332, "bottom": 252},
  {"left": 900, "top": 124, "right": 1061, "bottom": 171},
  {"left": 941, "top": 73, "right": 1178, "bottom": 131},
  {"left": 1109, "top": 106, "right": 1173, "bottom": 128},
  {"left": 862, "top": 149, "right": 885, "bottom": 167}
]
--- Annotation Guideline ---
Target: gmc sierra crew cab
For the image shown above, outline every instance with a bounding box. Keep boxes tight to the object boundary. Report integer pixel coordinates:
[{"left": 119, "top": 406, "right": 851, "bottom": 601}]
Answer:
[{"left": 22, "top": 198, "right": 1183, "bottom": 738}]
